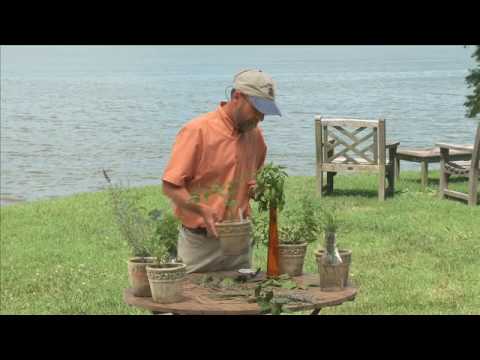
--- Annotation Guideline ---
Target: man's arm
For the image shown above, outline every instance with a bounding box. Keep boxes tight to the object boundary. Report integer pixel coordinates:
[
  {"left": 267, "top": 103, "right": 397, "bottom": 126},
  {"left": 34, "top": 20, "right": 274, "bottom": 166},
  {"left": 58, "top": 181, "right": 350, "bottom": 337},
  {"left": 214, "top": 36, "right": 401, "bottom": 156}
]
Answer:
[{"left": 162, "top": 181, "right": 220, "bottom": 238}]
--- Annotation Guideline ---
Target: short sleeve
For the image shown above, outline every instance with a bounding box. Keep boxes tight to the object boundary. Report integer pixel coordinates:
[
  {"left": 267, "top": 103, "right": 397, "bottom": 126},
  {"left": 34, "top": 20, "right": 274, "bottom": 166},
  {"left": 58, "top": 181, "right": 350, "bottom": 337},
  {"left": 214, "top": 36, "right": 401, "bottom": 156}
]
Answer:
[{"left": 162, "top": 125, "right": 202, "bottom": 187}]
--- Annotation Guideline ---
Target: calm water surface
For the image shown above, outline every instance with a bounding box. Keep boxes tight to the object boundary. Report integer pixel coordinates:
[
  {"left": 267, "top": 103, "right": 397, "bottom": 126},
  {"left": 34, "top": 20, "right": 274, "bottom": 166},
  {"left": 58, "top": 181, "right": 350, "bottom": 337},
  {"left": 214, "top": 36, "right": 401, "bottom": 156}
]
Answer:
[{"left": 1, "top": 45, "right": 477, "bottom": 204}]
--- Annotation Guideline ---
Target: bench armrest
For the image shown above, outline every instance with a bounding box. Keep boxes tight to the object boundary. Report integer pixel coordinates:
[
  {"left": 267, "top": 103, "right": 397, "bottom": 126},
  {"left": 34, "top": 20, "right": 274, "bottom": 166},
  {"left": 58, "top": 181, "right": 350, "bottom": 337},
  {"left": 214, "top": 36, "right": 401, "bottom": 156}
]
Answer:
[
  {"left": 386, "top": 142, "right": 400, "bottom": 149},
  {"left": 436, "top": 143, "right": 473, "bottom": 153}
]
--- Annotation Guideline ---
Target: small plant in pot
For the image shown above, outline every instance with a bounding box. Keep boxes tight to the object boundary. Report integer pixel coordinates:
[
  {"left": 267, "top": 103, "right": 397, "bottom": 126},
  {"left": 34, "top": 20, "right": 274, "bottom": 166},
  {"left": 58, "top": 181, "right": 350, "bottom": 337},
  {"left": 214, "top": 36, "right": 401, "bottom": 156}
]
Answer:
[
  {"left": 146, "top": 242, "right": 186, "bottom": 304},
  {"left": 104, "top": 170, "right": 156, "bottom": 297},
  {"left": 125, "top": 211, "right": 157, "bottom": 298},
  {"left": 190, "top": 181, "right": 253, "bottom": 257},
  {"left": 253, "top": 163, "right": 288, "bottom": 277},
  {"left": 277, "top": 194, "right": 319, "bottom": 277},
  {"left": 214, "top": 181, "right": 253, "bottom": 256},
  {"left": 103, "top": 170, "right": 180, "bottom": 298},
  {"left": 314, "top": 204, "right": 352, "bottom": 291}
]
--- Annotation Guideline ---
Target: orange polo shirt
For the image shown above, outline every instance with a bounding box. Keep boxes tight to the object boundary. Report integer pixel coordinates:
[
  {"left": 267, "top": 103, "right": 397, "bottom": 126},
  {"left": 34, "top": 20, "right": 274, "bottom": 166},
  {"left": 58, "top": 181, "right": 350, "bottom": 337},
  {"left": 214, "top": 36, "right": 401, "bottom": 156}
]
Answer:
[{"left": 162, "top": 102, "right": 267, "bottom": 228}]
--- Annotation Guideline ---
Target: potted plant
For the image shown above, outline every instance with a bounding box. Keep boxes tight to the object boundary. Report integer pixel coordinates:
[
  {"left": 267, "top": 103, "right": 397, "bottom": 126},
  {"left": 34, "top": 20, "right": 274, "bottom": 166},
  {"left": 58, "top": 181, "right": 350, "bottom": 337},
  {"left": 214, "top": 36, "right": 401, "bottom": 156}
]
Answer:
[
  {"left": 214, "top": 181, "right": 253, "bottom": 256},
  {"left": 277, "top": 194, "right": 319, "bottom": 276},
  {"left": 253, "top": 163, "right": 288, "bottom": 277},
  {"left": 190, "top": 181, "right": 252, "bottom": 256},
  {"left": 146, "top": 240, "right": 186, "bottom": 304},
  {"left": 148, "top": 208, "right": 180, "bottom": 262},
  {"left": 313, "top": 204, "right": 352, "bottom": 291},
  {"left": 125, "top": 212, "right": 156, "bottom": 298},
  {"left": 143, "top": 208, "right": 186, "bottom": 305},
  {"left": 103, "top": 170, "right": 156, "bottom": 297},
  {"left": 103, "top": 170, "right": 181, "bottom": 298}
]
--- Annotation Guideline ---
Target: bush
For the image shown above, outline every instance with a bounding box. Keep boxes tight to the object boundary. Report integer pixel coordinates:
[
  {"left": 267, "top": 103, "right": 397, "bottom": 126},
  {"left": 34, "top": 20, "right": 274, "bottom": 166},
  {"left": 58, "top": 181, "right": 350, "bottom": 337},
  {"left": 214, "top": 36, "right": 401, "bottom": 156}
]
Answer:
[
  {"left": 148, "top": 209, "right": 179, "bottom": 261},
  {"left": 103, "top": 170, "right": 178, "bottom": 262},
  {"left": 279, "top": 194, "right": 320, "bottom": 244},
  {"left": 253, "top": 193, "right": 321, "bottom": 245}
]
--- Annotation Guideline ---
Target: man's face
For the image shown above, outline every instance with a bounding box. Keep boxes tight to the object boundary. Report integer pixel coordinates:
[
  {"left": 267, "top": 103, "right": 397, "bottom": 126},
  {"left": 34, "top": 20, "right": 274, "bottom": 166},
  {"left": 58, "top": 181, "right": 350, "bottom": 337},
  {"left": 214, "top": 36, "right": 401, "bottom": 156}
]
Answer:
[{"left": 233, "top": 93, "right": 264, "bottom": 133}]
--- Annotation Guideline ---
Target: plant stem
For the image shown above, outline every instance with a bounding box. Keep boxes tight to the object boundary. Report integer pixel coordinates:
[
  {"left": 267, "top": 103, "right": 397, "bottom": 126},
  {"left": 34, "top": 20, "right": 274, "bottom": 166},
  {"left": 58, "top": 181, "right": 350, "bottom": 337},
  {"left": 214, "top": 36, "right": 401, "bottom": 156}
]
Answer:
[{"left": 267, "top": 206, "right": 280, "bottom": 277}]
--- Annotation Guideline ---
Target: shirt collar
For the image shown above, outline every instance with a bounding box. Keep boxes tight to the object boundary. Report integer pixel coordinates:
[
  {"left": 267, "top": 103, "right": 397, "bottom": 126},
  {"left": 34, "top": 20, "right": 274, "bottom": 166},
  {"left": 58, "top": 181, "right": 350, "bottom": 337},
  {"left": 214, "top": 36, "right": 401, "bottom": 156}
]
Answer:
[{"left": 217, "top": 101, "right": 239, "bottom": 137}]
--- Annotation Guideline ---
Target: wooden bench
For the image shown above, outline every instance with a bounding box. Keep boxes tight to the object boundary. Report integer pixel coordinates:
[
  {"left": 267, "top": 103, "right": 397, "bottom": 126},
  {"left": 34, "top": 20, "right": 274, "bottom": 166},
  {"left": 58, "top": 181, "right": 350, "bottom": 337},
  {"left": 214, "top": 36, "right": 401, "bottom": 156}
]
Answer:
[
  {"left": 437, "top": 124, "right": 480, "bottom": 206},
  {"left": 315, "top": 116, "right": 399, "bottom": 201},
  {"left": 396, "top": 147, "right": 472, "bottom": 190}
]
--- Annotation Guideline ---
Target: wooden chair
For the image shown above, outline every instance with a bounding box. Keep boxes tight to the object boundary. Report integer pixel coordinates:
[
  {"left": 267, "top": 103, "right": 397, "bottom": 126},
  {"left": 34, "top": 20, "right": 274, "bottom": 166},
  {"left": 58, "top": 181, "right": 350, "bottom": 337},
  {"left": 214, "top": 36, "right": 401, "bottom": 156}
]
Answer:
[
  {"left": 314, "top": 116, "right": 399, "bottom": 201},
  {"left": 437, "top": 124, "right": 480, "bottom": 206}
]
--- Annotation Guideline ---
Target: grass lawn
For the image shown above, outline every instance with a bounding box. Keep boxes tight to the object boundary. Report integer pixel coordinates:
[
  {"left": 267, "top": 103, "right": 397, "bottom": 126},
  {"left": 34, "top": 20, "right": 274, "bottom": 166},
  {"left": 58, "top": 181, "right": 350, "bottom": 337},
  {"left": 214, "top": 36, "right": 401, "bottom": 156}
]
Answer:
[{"left": 1, "top": 171, "right": 479, "bottom": 314}]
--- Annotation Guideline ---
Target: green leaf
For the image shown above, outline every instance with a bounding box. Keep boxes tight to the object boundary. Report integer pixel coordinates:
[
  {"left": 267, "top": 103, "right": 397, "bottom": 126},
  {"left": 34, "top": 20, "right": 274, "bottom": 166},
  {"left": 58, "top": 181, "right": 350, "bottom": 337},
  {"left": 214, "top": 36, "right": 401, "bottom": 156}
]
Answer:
[
  {"left": 219, "top": 277, "right": 235, "bottom": 289},
  {"left": 254, "top": 162, "right": 288, "bottom": 214},
  {"left": 265, "top": 279, "right": 281, "bottom": 287},
  {"left": 280, "top": 280, "right": 297, "bottom": 290}
]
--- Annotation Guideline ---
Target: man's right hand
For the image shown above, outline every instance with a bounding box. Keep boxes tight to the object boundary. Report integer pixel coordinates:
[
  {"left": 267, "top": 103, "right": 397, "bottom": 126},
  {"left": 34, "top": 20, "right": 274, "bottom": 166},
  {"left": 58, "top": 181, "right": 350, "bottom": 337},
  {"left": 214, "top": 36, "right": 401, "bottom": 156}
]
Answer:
[
  {"left": 199, "top": 204, "right": 220, "bottom": 238},
  {"left": 162, "top": 181, "right": 220, "bottom": 238}
]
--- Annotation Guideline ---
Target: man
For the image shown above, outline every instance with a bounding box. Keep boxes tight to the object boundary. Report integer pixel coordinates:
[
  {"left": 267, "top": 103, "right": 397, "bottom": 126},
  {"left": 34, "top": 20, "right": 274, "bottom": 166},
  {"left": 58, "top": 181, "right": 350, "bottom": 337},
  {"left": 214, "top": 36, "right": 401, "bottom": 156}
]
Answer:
[{"left": 162, "top": 69, "right": 282, "bottom": 273}]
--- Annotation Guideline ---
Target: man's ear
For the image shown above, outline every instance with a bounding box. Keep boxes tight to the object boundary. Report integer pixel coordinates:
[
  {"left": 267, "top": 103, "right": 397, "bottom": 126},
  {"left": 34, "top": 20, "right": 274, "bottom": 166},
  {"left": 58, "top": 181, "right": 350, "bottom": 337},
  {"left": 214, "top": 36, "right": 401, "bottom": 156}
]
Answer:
[{"left": 232, "top": 90, "right": 243, "bottom": 101}]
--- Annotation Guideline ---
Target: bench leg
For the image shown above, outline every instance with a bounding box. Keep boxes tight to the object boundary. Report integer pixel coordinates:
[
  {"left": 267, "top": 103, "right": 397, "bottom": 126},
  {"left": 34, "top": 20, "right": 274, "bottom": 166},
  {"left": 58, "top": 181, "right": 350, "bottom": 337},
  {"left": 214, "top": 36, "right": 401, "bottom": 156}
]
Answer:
[
  {"left": 317, "top": 170, "right": 324, "bottom": 197},
  {"left": 421, "top": 161, "right": 428, "bottom": 190},
  {"left": 395, "top": 158, "right": 400, "bottom": 179},
  {"left": 378, "top": 169, "right": 386, "bottom": 201},
  {"left": 387, "top": 166, "right": 395, "bottom": 196},
  {"left": 327, "top": 172, "right": 335, "bottom": 194},
  {"left": 439, "top": 149, "right": 449, "bottom": 199},
  {"left": 468, "top": 168, "right": 479, "bottom": 206}
]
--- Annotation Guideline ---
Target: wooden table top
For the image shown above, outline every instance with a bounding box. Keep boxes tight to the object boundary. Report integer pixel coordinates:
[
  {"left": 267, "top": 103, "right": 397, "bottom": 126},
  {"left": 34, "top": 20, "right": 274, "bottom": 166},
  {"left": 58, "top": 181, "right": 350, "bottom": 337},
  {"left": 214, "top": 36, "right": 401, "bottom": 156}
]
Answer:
[{"left": 124, "top": 271, "right": 357, "bottom": 315}]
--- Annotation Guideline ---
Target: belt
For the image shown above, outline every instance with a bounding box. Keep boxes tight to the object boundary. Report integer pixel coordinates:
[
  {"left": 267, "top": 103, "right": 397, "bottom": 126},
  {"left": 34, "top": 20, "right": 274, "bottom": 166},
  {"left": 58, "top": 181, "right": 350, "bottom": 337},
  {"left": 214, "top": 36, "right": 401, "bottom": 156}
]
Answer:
[{"left": 182, "top": 224, "right": 208, "bottom": 236}]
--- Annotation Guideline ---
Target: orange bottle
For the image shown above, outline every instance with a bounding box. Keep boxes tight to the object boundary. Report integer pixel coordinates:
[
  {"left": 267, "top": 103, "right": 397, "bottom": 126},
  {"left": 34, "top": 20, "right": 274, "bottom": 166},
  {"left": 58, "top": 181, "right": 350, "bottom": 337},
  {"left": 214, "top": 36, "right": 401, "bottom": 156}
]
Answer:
[{"left": 267, "top": 206, "right": 280, "bottom": 277}]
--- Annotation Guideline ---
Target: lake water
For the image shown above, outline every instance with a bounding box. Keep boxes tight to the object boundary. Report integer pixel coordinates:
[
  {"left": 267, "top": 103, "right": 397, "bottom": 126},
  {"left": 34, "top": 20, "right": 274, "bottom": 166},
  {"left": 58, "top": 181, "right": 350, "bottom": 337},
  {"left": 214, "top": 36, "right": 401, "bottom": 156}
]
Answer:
[{"left": 1, "top": 45, "right": 478, "bottom": 204}]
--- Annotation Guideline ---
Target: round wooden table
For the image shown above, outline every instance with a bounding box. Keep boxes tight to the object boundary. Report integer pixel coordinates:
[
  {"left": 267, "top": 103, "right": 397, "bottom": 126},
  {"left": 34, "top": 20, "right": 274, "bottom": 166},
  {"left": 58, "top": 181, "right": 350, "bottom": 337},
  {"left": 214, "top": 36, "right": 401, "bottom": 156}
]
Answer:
[{"left": 124, "top": 271, "right": 357, "bottom": 315}]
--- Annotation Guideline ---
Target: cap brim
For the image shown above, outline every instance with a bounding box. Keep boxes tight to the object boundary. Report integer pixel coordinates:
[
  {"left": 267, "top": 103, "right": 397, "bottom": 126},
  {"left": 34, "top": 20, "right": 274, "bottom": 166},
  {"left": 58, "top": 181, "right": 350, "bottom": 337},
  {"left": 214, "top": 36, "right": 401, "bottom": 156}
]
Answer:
[{"left": 249, "top": 96, "right": 282, "bottom": 116}]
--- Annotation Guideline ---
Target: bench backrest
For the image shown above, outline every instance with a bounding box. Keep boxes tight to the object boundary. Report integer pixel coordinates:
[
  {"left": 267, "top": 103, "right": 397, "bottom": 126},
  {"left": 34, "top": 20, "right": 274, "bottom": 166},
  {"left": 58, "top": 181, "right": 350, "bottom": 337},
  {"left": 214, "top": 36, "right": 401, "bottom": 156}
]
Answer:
[{"left": 315, "top": 116, "right": 386, "bottom": 172}]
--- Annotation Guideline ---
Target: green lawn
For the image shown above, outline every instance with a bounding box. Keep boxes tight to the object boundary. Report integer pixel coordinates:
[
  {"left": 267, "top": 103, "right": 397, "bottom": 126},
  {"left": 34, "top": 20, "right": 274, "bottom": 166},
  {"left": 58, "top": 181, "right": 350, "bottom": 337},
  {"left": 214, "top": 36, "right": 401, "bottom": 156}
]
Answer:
[{"left": 1, "top": 171, "right": 479, "bottom": 314}]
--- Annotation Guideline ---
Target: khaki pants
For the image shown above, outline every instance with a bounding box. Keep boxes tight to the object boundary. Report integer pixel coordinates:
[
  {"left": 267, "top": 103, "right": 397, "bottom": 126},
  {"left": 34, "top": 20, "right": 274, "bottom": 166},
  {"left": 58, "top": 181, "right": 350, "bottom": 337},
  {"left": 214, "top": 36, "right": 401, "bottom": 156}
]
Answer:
[{"left": 178, "top": 226, "right": 251, "bottom": 274}]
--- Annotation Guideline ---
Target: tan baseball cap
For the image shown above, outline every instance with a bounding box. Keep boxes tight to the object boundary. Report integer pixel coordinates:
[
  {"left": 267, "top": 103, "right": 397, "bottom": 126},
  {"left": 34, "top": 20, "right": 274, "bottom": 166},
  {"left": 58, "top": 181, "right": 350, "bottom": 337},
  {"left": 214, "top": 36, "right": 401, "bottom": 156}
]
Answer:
[{"left": 233, "top": 69, "right": 282, "bottom": 116}]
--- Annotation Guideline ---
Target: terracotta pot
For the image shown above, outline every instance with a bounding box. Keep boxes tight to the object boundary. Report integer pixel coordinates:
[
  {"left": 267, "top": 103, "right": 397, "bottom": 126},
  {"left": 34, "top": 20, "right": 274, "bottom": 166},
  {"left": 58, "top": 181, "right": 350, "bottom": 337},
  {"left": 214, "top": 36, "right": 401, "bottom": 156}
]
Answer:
[
  {"left": 278, "top": 243, "right": 308, "bottom": 276},
  {"left": 314, "top": 249, "right": 352, "bottom": 291},
  {"left": 216, "top": 219, "right": 252, "bottom": 256},
  {"left": 146, "top": 263, "right": 186, "bottom": 304},
  {"left": 128, "top": 257, "right": 156, "bottom": 297}
]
